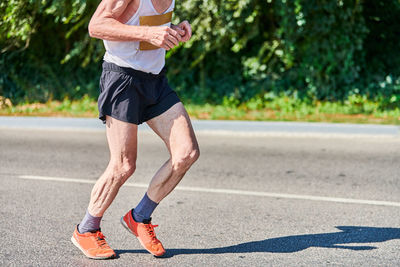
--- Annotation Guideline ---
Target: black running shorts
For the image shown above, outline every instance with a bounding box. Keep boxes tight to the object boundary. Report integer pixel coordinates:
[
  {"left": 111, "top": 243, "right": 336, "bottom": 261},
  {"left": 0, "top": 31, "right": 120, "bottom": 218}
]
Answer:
[{"left": 98, "top": 61, "right": 181, "bottom": 125}]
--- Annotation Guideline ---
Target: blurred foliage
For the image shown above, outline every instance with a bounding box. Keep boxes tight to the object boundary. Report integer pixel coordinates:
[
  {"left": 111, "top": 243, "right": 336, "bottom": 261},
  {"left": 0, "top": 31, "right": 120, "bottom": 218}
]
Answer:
[{"left": 1, "top": 0, "right": 400, "bottom": 112}]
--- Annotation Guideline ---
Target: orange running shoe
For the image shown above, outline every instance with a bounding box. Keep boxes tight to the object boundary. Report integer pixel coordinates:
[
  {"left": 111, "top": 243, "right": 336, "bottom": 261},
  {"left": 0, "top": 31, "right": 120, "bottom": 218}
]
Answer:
[
  {"left": 71, "top": 226, "right": 116, "bottom": 260},
  {"left": 121, "top": 209, "right": 166, "bottom": 257}
]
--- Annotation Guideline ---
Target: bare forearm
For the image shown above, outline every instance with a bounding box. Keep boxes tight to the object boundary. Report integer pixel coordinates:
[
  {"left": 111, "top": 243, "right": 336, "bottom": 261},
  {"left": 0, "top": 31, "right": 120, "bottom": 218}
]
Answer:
[
  {"left": 89, "top": 19, "right": 149, "bottom": 42},
  {"left": 89, "top": 19, "right": 183, "bottom": 50}
]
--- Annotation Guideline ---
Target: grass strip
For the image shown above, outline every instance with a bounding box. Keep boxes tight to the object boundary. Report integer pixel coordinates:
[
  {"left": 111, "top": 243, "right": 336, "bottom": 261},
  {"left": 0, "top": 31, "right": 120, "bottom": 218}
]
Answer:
[{"left": 0, "top": 96, "right": 399, "bottom": 125}]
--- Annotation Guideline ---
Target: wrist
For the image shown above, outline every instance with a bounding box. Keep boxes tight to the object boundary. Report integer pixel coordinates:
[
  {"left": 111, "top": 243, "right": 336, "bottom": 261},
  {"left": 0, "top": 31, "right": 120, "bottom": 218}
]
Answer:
[{"left": 137, "top": 26, "right": 151, "bottom": 42}]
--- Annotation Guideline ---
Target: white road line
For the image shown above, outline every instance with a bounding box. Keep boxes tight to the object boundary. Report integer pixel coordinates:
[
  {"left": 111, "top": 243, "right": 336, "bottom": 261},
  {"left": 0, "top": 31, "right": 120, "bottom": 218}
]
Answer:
[{"left": 18, "top": 175, "right": 400, "bottom": 208}]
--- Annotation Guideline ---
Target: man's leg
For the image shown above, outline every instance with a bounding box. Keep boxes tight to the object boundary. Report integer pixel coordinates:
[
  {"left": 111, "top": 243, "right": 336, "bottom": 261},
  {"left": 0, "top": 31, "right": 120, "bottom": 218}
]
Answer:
[
  {"left": 87, "top": 116, "right": 138, "bottom": 217},
  {"left": 145, "top": 102, "right": 200, "bottom": 203},
  {"left": 72, "top": 116, "right": 137, "bottom": 259},
  {"left": 129, "top": 102, "right": 199, "bottom": 221},
  {"left": 120, "top": 102, "right": 199, "bottom": 257}
]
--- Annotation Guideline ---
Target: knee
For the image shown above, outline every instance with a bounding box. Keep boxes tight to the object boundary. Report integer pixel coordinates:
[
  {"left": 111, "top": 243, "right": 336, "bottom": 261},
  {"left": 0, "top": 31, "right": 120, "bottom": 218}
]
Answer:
[
  {"left": 172, "top": 146, "right": 200, "bottom": 174},
  {"left": 108, "top": 158, "right": 136, "bottom": 186}
]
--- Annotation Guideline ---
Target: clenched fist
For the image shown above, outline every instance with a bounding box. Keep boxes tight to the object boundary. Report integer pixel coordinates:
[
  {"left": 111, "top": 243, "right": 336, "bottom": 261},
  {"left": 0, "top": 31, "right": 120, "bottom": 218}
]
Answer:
[
  {"left": 146, "top": 26, "right": 183, "bottom": 50},
  {"left": 172, "top": 21, "right": 192, "bottom": 43}
]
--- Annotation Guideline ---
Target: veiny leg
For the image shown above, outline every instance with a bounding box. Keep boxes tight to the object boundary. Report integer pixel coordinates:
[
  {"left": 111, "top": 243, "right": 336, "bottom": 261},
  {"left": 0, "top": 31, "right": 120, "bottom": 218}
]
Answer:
[
  {"left": 145, "top": 102, "right": 200, "bottom": 203},
  {"left": 87, "top": 116, "right": 138, "bottom": 217}
]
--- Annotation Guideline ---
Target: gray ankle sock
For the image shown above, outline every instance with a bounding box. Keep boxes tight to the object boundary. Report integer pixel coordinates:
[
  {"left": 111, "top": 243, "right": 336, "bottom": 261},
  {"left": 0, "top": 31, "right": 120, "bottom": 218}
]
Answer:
[{"left": 78, "top": 209, "right": 102, "bottom": 233}]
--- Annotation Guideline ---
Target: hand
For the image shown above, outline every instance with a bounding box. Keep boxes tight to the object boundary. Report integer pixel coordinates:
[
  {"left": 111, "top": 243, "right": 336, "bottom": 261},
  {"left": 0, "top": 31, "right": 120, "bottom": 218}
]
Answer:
[
  {"left": 173, "top": 20, "right": 192, "bottom": 42},
  {"left": 146, "top": 26, "right": 182, "bottom": 50}
]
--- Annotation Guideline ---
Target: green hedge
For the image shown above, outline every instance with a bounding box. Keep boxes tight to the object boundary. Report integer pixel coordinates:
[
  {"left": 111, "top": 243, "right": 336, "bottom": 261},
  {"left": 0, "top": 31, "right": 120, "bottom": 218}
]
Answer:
[{"left": 1, "top": 0, "right": 400, "bottom": 109}]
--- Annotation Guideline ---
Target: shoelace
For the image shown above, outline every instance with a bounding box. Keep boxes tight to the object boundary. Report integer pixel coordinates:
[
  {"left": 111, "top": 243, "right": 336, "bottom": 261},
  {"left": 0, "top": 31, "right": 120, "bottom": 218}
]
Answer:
[
  {"left": 95, "top": 232, "right": 110, "bottom": 249},
  {"left": 144, "top": 224, "right": 159, "bottom": 241}
]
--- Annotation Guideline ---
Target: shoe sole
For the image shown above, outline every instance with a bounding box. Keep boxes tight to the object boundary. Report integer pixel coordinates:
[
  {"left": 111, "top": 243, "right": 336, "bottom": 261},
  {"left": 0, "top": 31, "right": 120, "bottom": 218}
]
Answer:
[
  {"left": 71, "top": 236, "right": 115, "bottom": 260},
  {"left": 120, "top": 216, "right": 165, "bottom": 257}
]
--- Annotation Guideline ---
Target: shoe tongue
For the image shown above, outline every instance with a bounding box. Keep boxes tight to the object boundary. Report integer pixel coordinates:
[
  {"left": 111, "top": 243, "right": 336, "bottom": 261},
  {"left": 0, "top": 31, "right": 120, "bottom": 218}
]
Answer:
[{"left": 142, "top": 218, "right": 152, "bottom": 224}]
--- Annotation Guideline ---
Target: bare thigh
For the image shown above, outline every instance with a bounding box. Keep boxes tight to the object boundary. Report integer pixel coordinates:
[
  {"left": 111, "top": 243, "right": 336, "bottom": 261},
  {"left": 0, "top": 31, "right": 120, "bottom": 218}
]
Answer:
[
  {"left": 146, "top": 102, "right": 199, "bottom": 156},
  {"left": 105, "top": 116, "right": 138, "bottom": 168}
]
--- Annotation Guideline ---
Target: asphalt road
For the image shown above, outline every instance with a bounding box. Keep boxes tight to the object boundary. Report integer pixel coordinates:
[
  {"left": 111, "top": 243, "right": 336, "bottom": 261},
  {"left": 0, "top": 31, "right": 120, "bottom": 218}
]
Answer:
[{"left": 1, "top": 125, "right": 400, "bottom": 266}]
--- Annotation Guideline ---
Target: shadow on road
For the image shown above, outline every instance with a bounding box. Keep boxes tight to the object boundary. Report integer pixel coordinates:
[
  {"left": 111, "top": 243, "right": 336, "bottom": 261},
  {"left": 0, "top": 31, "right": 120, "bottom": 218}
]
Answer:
[{"left": 115, "top": 226, "right": 400, "bottom": 258}]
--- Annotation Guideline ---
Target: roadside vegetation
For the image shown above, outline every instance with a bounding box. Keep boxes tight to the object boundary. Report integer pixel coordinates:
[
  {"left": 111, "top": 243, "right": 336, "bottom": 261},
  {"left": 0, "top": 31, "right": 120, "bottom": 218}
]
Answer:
[
  {"left": 1, "top": 1, "right": 400, "bottom": 125},
  {"left": 1, "top": 94, "right": 398, "bottom": 125}
]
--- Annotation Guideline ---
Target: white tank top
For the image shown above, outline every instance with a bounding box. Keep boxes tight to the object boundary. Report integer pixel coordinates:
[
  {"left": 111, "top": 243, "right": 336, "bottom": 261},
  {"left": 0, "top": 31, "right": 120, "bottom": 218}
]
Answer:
[{"left": 103, "top": 0, "right": 175, "bottom": 74}]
